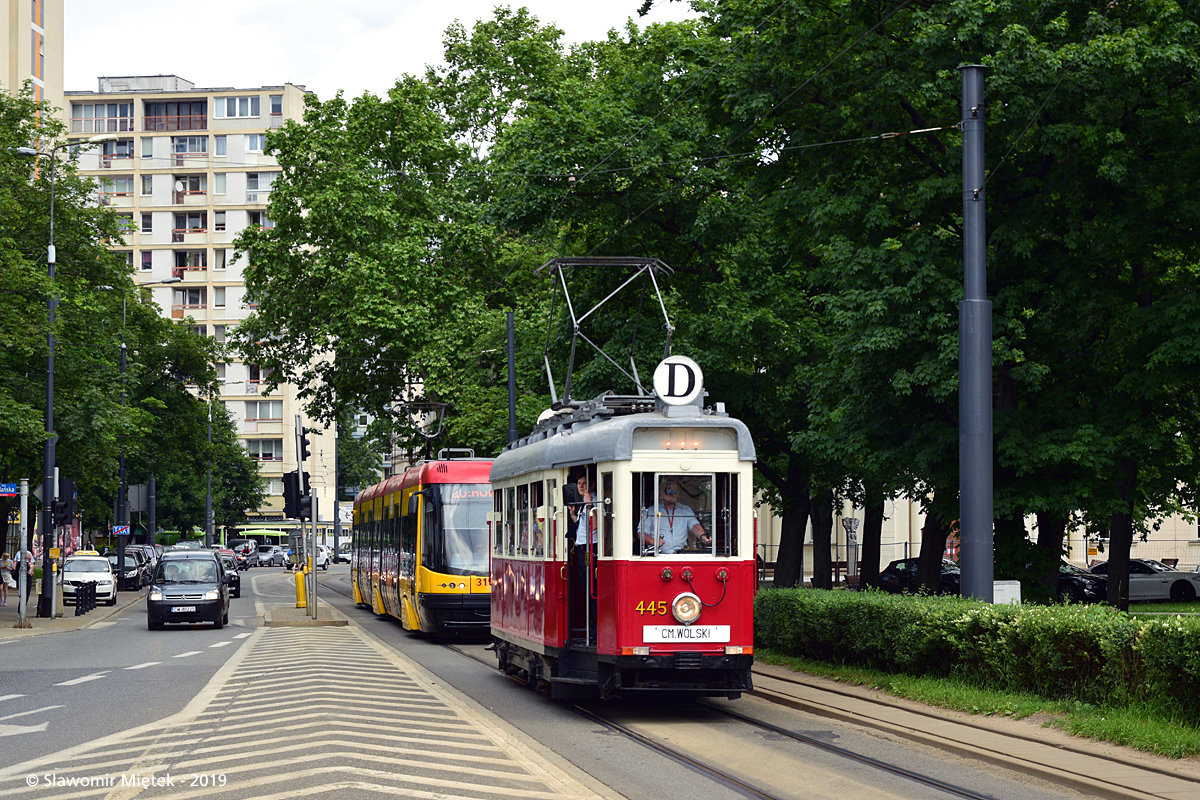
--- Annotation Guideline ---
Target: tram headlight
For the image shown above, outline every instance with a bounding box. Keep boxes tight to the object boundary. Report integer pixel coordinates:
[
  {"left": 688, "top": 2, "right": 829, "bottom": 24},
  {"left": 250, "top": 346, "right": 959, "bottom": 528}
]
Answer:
[{"left": 671, "top": 592, "right": 702, "bottom": 625}]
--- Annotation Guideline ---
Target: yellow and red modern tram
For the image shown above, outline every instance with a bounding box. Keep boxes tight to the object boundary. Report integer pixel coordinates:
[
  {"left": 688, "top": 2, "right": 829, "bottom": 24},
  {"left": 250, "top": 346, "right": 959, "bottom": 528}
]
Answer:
[
  {"left": 351, "top": 451, "right": 493, "bottom": 635},
  {"left": 489, "top": 373, "right": 757, "bottom": 699}
]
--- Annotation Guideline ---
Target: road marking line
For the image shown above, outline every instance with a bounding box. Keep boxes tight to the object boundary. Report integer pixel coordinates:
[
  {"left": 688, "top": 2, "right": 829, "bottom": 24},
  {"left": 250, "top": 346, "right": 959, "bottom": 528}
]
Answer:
[
  {"left": 0, "top": 695, "right": 24, "bottom": 703},
  {"left": 0, "top": 705, "right": 62, "bottom": 722},
  {"left": 173, "top": 651, "right": 202, "bottom": 658},
  {"left": 125, "top": 662, "right": 162, "bottom": 670},
  {"left": 88, "top": 621, "right": 119, "bottom": 628},
  {"left": 233, "top": 632, "right": 252, "bottom": 639},
  {"left": 209, "top": 641, "right": 232, "bottom": 648},
  {"left": 54, "top": 672, "right": 108, "bottom": 686}
]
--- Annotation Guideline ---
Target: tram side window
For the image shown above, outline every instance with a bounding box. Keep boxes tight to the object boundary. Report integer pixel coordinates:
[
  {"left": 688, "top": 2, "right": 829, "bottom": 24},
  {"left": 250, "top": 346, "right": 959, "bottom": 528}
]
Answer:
[
  {"left": 422, "top": 491, "right": 437, "bottom": 568},
  {"left": 493, "top": 488, "right": 503, "bottom": 556},
  {"left": 517, "top": 484, "right": 530, "bottom": 557},
  {"left": 400, "top": 495, "right": 416, "bottom": 576},
  {"left": 715, "top": 473, "right": 738, "bottom": 556},
  {"left": 601, "top": 472, "right": 614, "bottom": 557},
  {"left": 530, "top": 480, "right": 545, "bottom": 557},
  {"left": 505, "top": 487, "right": 516, "bottom": 557}
]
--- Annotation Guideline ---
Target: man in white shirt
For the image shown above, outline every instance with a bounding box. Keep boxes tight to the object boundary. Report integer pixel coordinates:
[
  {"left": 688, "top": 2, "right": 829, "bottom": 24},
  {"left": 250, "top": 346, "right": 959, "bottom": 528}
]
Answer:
[{"left": 640, "top": 479, "right": 710, "bottom": 554}]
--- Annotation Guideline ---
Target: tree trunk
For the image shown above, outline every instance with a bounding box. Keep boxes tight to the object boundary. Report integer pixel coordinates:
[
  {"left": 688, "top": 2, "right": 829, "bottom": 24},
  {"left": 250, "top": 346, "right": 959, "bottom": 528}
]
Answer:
[
  {"left": 770, "top": 457, "right": 811, "bottom": 589},
  {"left": 916, "top": 507, "right": 950, "bottom": 593},
  {"left": 1035, "top": 512, "right": 1068, "bottom": 600},
  {"left": 1105, "top": 459, "right": 1138, "bottom": 611},
  {"left": 809, "top": 489, "right": 834, "bottom": 589},
  {"left": 859, "top": 484, "right": 884, "bottom": 589}
]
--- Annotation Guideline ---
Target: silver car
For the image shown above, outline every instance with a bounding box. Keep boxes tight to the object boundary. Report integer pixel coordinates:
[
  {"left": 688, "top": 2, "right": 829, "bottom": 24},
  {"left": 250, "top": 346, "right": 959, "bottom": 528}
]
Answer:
[
  {"left": 1090, "top": 558, "right": 1200, "bottom": 602},
  {"left": 256, "top": 544, "right": 284, "bottom": 567}
]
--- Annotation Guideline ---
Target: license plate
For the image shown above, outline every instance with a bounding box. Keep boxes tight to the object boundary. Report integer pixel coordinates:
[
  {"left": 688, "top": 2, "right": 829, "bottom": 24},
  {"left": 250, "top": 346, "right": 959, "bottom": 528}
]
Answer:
[
  {"left": 171, "top": 606, "right": 196, "bottom": 613},
  {"left": 643, "top": 625, "right": 730, "bottom": 643}
]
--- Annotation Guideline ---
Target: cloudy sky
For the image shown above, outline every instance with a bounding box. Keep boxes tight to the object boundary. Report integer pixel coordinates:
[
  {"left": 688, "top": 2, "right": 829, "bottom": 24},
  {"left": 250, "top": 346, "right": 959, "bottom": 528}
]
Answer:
[{"left": 64, "top": 1, "right": 698, "bottom": 100}]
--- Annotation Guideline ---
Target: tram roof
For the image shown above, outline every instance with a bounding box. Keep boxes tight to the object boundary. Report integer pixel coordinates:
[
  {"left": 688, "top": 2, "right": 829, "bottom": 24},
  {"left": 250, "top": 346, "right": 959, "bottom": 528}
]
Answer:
[{"left": 490, "top": 406, "right": 755, "bottom": 483}]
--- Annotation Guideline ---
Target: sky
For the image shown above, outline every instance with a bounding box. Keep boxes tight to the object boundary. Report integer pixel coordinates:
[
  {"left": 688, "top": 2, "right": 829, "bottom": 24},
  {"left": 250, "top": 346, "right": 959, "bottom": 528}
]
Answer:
[{"left": 64, "top": 1, "right": 699, "bottom": 101}]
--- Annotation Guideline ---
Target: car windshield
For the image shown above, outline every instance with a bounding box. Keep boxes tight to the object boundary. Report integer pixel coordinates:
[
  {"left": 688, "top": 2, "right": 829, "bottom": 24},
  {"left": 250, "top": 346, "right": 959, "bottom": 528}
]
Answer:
[
  {"left": 1060, "top": 562, "right": 1088, "bottom": 575},
  {"left": 258, "top": 546, "right": 274, "bottom": 554},
  {"left": 156, "top": 561, "right": 219, "bottom": 584},
  {"left": 65, "top": 559, "right": 109, "bottom": 574},
  {"left": 1143, "top": 560, "right": 1174, "bottom": 573},
  {"left": 220, "top": 557, "right": 235, "bottom": 569}
]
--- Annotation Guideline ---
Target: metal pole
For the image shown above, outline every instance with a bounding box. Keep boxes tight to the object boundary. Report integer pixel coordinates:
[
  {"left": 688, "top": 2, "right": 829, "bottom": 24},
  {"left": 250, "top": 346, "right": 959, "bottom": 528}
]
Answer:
[
  {"left": 507, "top": 312, "right": 518, "bottom": 444},
  {"left": 148, "top": 471, "right": 156, "bottom": 546},
  {"left": 38, "top": 153, "right": 59, "bottom": 619},
  {"left": 958, "top": 65, "right": 994, "bottom": 602},
  {"left": 205, "top": 398, "right": 213, "bottom": 547},
  {"left": 118, "top": 342, "right": 127, "bottom": 530},
  {"left": 17, "top": 479, "right": 30, "bottom": 627},
  {"left": 332, "top": 423, "right": 339, "bottom": 562},
  {"left": 310, "top": 496, "right": 318, "bottom": 619}
]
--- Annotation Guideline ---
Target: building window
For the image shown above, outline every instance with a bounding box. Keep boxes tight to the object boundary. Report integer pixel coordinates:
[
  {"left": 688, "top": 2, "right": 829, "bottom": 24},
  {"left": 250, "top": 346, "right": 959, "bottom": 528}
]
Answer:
[
  {"left": 215, "top": 211, "right": 226, "bottom": 232},
  {"left": 215, "top": 135, "right": 226, "bottom": 157},
  {"left": 267, "top": 478, "right": 284, "bottom": 496},
  {"left": 214, "top": 287, "right": 226, "bottom": 308},
  {"left": 214, "top": 96, "right": 261, "bottom": 118},
  {"left": 191, "top": 324, "right": 206, "bottom": 337},
  {"left": 172, "top": 212, "right": 207, "bottom": 240},
  {"left": 247, "top": 439, "right": 284, "bottom": 461},
  {"left": 174, "top": 250, "right": 207, "bottom": 270},
  {"left": 174, "top": 287, "right": 206, "bottom": 311},
  {"left": 213, "top": 324, "right": 226, "bottom": 343},
  {"left": 246, "top": 400, "right": 283, "bottom": 421},
  {"left": 141, "top": 251, "right": 153, "bottom": 271},
  {"left": 98, "top": 139, "right": 134, "bottom": 168},
  {"left": 143, "top": 101, "right": 207, "bottom": 132},
  {"left": 141, "top": 137, "right": 153, "bottom": 158},
  {"left": 101, "top": 176, "right": 134, "bottom": 198},
  {"left": 246, "top": 173, "right": 259, "bottom": 190},
  {"left": 249, "top": 211, "right": 273, "bottom": 229},
  {"left": 214, "top": 249, "right": 228, "bottom": 270},
  {"left": 140, "top": 174, "right": 153, "bottom": 195},
  {"left": 71, "top": 102, "right": 134, "bottom": 133},
  {"left": 214, "top": 173, "right": 226, "bottom": 194},
  {"left": 118, "top": 250, "right": 133, "bottom": 267},
  {"left": 172, "top": 174, "right": 205, "bottom": 203},
  {"left": 115, "top": 215, "right": 136, "bottom": 234},
  {"left": 141, "top": 213, "right": 152, "bottom": 233},
  {"left": 246, "top": 134, "right": 265, "bottom": 152}
]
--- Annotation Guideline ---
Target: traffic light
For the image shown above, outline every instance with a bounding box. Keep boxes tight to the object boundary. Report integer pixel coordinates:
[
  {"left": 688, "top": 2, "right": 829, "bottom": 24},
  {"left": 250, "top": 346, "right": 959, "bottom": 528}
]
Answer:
[
  {"left": 53, "top": 477, "right": 76, "bottom": 526},
  {"left": 302, "top": 471, "right": 310, "bottom": 496},
  {"left": 298, "top": 427, "right": 312, "bottom": 464},
  {"left": 283, "top": 471, "right": 300, "bottom": 519},
  {"left": 298, "top": 494, "right": 312, "bottom": 521}
]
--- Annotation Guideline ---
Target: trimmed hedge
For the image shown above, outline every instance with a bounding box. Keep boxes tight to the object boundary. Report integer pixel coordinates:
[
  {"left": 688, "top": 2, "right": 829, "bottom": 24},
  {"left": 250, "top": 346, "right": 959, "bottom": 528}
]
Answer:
[{"left": 755, "top": 588, "right": 1200, "bottom": 715}]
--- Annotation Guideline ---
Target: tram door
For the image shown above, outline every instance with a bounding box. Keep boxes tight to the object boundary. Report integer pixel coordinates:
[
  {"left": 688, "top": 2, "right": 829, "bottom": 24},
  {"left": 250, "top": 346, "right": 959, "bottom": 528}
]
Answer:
[{"left": 566, "top": 466, "right": 600, "bottom": 646}]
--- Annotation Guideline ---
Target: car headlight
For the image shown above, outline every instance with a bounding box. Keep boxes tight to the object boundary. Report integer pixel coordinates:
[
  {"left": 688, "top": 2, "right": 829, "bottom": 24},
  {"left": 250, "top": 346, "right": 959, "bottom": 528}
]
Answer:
[
  {"left": 671, "top": 592, "right": 702, "bottom": 625},
  {"left": 203, "top": 589, "right": 219, "bottom": 600},
  {"left": 149, "top": 590, "right": 162, "bottom": 601},
  {"left": 99, "top": 580, "right": 112, "bottom": 585},
  {"left": 125, "top": 570, "right": 137, "bottom": 578}
]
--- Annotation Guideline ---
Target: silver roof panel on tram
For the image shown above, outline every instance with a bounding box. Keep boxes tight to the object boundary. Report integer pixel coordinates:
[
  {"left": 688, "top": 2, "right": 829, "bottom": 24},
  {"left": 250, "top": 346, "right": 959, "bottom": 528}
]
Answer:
[{"left": 490, "top": 404, "right": 755, "bottom": 483}]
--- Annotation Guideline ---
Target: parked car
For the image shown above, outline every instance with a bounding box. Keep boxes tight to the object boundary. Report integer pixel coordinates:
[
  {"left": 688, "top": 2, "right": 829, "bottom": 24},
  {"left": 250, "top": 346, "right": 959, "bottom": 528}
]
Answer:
[
  {"left": 62, "top": 555, "right": 117, "bottom": 606},
  {"left": 877, "top": 558, "right": 961, "bottom": 595},
  {"left": 316, "top": 545, "right": 331, "bottom": 570},
  {"left": 147, "top": 550, "right": 230, "bottom": 630},
  {"left": 173, "top": 539, "right": 203, "bottom": 550},
  {"left": 131, "top": 544, "right": 158, "bottom": 570},
  {"left": 256, "top": 544, "right": 285, "bottom": 567},
  {"left": 216, "top": 550, "right": 242, "bottom": 598},
  {"left": 1057, "top": 561, "right": 1107, "bottom": 603},
  {"left": 336, "top": 542, "right": 352, "bottom": 564},
  {"left": 106, "top": 553, "right": 145, "bottom": 591},
  {"left": 1090, "top": 559, "right": 1200, "bottom": 602}
]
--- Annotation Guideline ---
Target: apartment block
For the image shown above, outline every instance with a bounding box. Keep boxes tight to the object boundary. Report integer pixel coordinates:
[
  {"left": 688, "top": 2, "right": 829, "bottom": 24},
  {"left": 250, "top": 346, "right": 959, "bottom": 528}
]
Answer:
[
  {"left": 64, "top": 75, "right": 338, "bottom": 533},
  {"left": 2, "top": 0, "right": 63, "bottom": 111}
]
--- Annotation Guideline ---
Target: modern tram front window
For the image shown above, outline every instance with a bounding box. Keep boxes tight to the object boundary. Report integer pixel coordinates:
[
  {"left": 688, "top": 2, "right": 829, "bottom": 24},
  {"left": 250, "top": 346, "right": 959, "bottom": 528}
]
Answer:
[
  {"left": 633, "top": 472, "right": 738, "bottom": 557},
  {"left": 437, "top": 484, "right": 491, "bottom": 576}
]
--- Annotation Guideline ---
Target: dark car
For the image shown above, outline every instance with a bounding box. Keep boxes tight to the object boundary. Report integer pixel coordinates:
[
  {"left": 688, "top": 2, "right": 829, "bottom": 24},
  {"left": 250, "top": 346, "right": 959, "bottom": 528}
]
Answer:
[
  {"left": 147, "top": 551, "right": 230, "bottom": 630},
  {"left": 107, "top": 553, "right": 147, "bottom": 591},
  {"left": 878, "top": 558, "right": 961, "bottom": 595},
  {"left": 216, "top": 550, "right": 241, "bottom": 598},
  {"left": 1058, "top": 561, "right": 1107, "bottom": 603}
]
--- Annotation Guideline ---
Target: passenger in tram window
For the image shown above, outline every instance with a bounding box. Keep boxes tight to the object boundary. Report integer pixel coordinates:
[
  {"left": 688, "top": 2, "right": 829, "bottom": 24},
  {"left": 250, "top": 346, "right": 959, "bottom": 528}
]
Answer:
[{"left": 640, "top": 478, "right": 711, "bottom": 555}]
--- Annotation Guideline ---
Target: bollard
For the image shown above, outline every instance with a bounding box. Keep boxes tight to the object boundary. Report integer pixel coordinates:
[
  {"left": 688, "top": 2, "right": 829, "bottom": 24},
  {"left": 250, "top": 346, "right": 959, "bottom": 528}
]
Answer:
[
  {"left": 74, "top": 583, "right": 84, "bottom": 616},
  {"left": 294, "top": 567, "right": 307, "bottom": 609},
  {"left": 86, "top": 581, "right": 96, "bottom": 613}
]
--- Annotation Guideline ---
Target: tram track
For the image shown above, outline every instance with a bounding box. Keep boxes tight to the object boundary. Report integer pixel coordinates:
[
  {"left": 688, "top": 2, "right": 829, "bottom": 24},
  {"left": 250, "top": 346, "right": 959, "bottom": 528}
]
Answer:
[{"left": 443, "top": 641, "right": 998, "bottom": 800}]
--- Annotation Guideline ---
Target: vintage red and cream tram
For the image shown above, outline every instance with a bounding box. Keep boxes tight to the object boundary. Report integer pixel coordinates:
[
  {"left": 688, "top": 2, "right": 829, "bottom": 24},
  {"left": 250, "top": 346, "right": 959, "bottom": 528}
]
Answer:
[
  {"left": 489, "top": 370, "right": 757, "bottom": 699},
  {"left": 351, "top": 451, "right": 493, "bottom": 635}
]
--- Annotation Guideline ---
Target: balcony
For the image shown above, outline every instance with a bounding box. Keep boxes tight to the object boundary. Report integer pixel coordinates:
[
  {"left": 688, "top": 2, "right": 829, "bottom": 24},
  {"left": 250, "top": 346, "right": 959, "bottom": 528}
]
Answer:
[
  {"left": 270, "top": 112, "right": 283, "bottom": 128},
  {"left": 144, "top": 115, "right": 207, "bottom": 132},
  {"left": 171, "top": 303, "right": 206, "bottom": 319},
  {"left": 172, "top": 152, "right": 209, "bottom": 168},
  {"left": 245, "top": 189, "right": 271, "bottom": 204},
  {"left": 172, "top": 190, "right": 207, "bottom": 206},
  {"left": 246, "top": 381, "right": 261, "bottom": 395},
  {"left": 245, "top": 418, "right": 284, "bottom": 434},
  {"left": 98, "top": 153, "right": 134, "bottom": 169},
  {"left": 99, "top": 192, "right": 134, "bottom": 209},
  {"left": 171, "top": 227, "right": 207, "bottom": 244},
  {"left": 72, "top": 117, "right": 135, "bottom": 134},
  {"left": 172, "top": 265, "right": 208, "bottom": 281}
]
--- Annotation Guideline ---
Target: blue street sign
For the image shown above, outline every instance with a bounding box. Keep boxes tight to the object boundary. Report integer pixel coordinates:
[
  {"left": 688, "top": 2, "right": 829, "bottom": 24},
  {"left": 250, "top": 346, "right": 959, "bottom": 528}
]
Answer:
[
  {"left": 0, "top": 483, "right": 18, "bottom": 497},
  {"left": 113, "top": 525, "right": 130, "bottom": 536}
]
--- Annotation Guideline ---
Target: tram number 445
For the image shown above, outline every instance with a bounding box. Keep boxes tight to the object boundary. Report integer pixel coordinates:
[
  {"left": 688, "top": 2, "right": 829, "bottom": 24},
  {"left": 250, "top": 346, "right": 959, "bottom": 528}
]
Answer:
[{"left": 636, "top": 600, "right": 668, "bottom": 616}]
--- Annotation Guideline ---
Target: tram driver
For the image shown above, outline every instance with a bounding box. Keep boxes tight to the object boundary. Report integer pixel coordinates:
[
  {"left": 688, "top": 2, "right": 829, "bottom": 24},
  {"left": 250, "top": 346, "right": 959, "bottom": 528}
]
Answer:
[{"left": 640, "top": 478, "right": 711, "bottom": 554}]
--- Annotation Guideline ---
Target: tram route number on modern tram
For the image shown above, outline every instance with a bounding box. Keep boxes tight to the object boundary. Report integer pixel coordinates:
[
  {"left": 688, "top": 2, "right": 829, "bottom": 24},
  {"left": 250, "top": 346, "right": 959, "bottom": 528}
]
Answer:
[
  {"left": 472, "top": 577, "right": 490, "bottom": 589},
  {"left": 644, "top": 625, "right": 731, "bottom": 643}
]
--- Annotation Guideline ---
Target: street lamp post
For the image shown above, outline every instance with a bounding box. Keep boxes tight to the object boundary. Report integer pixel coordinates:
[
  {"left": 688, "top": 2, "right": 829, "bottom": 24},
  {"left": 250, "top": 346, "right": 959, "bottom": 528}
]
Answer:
[
  {"left": 205, "top": 379, "right": 243, "bottom": 548},
  {"left": 16, "top": 133, "right": 117, "bottom": 617}
]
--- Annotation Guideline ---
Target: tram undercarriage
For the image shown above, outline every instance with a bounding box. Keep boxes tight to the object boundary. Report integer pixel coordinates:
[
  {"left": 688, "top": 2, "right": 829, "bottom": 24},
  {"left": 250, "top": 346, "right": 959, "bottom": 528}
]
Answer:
[{"left": 495, "top": 638, "right": 753, "bottom": 700}]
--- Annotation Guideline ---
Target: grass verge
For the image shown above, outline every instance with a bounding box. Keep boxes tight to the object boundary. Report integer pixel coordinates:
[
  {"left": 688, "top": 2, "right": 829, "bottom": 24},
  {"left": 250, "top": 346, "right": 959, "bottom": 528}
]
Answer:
[
  {"left": 1128, "top": 601, "right": 1200, "bottom": 614},
  {"left": 756, "top": 647, "right": 1200, "bottom": 759}
]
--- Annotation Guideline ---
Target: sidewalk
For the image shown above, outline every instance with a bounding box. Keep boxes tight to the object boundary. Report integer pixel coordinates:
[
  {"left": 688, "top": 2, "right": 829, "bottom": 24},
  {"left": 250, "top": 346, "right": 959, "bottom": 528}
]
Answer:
[
  {"left": 0, "top": 581, "right": 146, "bottom": 640},
  {"left": 751, "top": 663, "right": 1200, "bottom": 800}
]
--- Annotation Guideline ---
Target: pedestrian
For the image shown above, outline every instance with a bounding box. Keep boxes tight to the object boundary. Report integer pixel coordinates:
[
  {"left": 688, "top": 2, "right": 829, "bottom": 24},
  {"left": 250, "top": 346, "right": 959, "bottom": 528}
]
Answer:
[{"left": 0, "top": 551, "right": 12, "bottom": 606}]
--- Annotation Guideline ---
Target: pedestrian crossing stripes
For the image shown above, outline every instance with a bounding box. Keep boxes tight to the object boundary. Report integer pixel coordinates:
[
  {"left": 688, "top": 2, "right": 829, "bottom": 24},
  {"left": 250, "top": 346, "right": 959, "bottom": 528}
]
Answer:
[{"left": 0, "top": 624, "right": 610, "bottom": 799}]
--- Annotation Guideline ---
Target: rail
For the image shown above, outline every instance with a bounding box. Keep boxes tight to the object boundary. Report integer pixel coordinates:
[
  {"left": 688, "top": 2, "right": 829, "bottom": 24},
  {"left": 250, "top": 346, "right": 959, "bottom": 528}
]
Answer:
[{"left": 143, "top": 115, "right": 207, "bottom": 131}]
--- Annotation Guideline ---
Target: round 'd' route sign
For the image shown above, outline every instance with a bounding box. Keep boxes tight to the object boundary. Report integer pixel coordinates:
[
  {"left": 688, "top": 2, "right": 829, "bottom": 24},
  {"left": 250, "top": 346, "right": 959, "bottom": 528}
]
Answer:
[{"left": 653, "top": 355, "right": 704, "bottom": 406}]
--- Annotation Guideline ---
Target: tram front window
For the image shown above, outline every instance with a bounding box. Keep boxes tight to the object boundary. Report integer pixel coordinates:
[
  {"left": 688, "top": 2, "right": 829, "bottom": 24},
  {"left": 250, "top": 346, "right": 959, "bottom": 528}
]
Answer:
[
  {"left": 439, "top": 485, "right": 491, "bottom": 575},
  {"left": 634, "top": 472, "right": 738, "bottom": 557}
]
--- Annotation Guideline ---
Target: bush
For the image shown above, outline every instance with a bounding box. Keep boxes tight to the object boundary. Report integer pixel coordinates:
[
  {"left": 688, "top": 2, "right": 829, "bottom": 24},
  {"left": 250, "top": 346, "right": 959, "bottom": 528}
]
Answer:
[{"left": 755, "top": 588, "right": 1196, "bottom": 710}]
